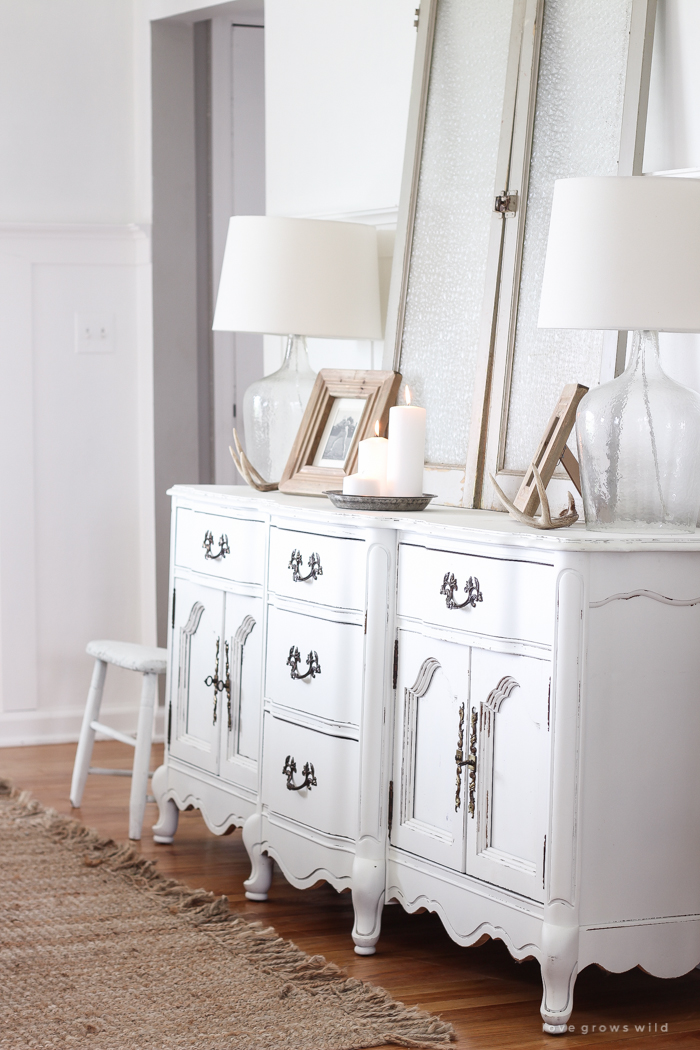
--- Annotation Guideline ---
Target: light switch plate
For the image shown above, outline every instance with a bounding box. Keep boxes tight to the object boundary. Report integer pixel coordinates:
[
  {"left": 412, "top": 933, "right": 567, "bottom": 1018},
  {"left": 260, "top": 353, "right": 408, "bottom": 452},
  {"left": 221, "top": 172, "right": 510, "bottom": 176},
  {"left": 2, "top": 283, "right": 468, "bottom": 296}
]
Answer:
[{"left": 75, "top": 314, "right": 115, "bottom": 353}]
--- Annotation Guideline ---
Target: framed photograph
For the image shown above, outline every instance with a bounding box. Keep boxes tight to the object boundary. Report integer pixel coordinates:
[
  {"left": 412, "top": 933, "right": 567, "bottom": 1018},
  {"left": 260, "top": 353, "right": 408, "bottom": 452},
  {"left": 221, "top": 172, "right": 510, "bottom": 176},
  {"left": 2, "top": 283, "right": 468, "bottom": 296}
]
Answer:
[
  {"left": 313, "top": 398, "right": 367, "bottom": 468},
  {"left": 279, "top": 369, "right": 402, "bottom": 496}
]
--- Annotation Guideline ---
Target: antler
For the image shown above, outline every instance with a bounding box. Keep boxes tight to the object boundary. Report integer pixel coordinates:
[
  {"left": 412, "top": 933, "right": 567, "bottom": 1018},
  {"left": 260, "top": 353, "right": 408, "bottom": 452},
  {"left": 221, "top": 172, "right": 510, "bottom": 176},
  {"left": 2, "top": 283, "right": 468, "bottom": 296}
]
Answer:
[
  {"left": 490, "top": 466, "right": 578, "bottom": 530},
  {"left": 229, "top": 428, "right": 279, "bottom": 492}
]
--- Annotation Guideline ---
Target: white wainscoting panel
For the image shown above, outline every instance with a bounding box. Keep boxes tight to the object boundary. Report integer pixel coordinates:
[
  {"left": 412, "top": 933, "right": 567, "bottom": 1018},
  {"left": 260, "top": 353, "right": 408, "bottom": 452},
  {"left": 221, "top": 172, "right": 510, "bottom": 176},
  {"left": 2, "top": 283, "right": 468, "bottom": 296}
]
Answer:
[{"left": 0, "top": 224, "right": 156, "bottom": 746}]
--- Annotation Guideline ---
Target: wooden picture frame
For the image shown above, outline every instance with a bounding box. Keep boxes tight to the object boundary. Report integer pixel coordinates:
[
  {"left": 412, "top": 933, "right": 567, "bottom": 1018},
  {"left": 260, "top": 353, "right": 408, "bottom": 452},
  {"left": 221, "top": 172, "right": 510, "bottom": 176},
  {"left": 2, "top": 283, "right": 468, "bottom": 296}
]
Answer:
[
  {"left": 279, "top": 369, "right": 402, "bottom": 496},
  {"left": 512, "top": 382, "right": 588, "bottom": 515},
  {"left": 491, "top": 383, "right": 587, "bottom": 529}
]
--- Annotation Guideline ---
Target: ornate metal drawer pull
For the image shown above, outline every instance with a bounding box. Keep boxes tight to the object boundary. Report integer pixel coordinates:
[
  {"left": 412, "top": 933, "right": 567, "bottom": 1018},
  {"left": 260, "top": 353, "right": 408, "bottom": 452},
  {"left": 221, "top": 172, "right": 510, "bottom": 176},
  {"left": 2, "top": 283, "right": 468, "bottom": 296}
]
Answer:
[
  {"left": 440, "top": 572, "right": 483, "bottom": 610},
  {"left": 282, "top": 755, "right": 317, "bottom": 791},
  {"left": 287, "top": 646, "right": 321, "bottom": 680},
  {"left": 203, "top": 530, "right": 230, "bottom": 561},
  {"left": 289, "top": 549, "right": 323, "bottom": 582},
  {"left": 204, "top": 637, "right": 226, "bottom": 724},
  {"left": 455, "top": 704, "right": 478, "bottom": 815}
]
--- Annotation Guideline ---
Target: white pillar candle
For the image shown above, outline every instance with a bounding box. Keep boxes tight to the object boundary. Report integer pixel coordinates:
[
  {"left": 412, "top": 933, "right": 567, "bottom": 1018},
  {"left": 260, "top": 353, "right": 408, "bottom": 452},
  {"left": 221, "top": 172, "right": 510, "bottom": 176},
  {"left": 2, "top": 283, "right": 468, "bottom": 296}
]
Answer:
[
  {"left": 386, "top": 393, "right": 426, "bottom": 497},
  {"left": 342, "top": 473, "right": 382, "bottom": 496},
  {"left": 357, "top": 434, "right": 388, "bottom": 489}
]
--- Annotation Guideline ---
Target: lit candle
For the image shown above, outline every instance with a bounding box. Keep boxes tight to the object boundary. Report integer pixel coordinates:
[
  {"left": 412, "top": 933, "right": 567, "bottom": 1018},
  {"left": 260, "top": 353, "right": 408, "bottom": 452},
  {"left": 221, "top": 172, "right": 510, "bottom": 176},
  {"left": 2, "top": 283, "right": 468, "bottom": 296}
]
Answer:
[
  {"left": 357, "top": 421, "right": 389, "bottom": 492},
  {"left": 342, "top": 473, "right": 382, "bottom": 496},
  {"left": 386, "top": 387, "right": 426, "bottom": 497}
]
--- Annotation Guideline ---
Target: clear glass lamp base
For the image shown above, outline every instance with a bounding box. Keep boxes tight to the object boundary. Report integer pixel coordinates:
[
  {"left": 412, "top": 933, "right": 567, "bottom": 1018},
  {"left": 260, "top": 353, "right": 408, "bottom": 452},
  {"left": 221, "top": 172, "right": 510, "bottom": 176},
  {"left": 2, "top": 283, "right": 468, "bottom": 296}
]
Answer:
[
  {"left": 242, "top": 335, "right": 316, "bottom": 485},
  {"left": 577, "top": 330, "right": 700, "bottom": 532}
]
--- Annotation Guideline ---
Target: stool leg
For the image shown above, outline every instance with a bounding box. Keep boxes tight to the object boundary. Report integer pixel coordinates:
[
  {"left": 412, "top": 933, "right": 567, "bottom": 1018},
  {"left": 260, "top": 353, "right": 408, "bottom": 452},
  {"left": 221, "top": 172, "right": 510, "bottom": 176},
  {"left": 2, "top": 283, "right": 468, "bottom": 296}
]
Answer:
[
  {"left": 70, "top": 659, "right": 108, "bottom": 808},
  {"left": 129, "top": 671, "right": 157, "bottom": 840}
]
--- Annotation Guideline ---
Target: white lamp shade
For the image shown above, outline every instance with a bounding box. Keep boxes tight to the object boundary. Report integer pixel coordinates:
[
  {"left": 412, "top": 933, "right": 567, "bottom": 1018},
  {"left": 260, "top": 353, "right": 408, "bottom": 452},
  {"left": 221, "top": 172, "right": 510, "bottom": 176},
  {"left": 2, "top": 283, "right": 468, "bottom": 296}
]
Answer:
[
  {"left": 538, "top": 176, "right": 700, "bottom": 332},
  {"left": 212, "top": 215, "right": 382, "bottom": 339}
]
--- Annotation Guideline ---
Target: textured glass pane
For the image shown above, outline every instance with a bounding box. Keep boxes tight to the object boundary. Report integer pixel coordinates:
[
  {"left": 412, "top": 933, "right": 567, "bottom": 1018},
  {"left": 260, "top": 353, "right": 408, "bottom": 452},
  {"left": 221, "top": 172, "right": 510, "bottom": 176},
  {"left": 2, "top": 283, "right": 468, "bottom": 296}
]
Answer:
[
  {"left": 503, "top": 0, "right": 633, "bottom": 472},
  {"left": 399, "top": 0, "right": 514, "bottom": 466}
]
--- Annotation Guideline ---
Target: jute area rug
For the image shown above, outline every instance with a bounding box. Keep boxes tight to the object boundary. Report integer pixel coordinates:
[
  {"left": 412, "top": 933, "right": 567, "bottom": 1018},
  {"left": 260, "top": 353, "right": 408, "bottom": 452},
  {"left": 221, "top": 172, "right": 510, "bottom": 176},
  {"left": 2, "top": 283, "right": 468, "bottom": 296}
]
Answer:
[{"left": 0, "top": 781, "right": 454, "bottom": 1050}]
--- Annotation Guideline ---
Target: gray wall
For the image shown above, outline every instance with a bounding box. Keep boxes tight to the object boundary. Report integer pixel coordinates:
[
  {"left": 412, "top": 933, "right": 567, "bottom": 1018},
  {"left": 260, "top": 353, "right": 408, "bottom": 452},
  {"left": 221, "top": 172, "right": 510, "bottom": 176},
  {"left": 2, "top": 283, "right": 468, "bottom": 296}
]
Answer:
[{"left": 152, "top": 20, "right": 213, "bottom": 653}]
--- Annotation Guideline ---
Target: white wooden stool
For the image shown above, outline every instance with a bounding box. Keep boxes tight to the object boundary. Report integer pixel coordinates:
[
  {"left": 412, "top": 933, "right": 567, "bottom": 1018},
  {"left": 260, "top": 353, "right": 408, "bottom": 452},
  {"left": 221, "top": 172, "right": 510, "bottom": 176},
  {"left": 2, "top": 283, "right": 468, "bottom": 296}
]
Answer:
[{"left": 70, "top": 640, "right": 168, "bottom": 840}]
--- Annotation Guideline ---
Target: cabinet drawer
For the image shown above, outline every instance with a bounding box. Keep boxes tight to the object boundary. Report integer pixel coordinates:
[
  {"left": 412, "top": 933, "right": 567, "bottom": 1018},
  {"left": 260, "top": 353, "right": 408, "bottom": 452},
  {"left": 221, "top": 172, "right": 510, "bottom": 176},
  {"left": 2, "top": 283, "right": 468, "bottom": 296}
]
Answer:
[
  {"left": 397, "top": 543, "right": 554, "bottom": 646},
  {"left": 262, "top": 713, "right": 359, "bottom": 839},
  {"left": 265, "top": 605, "right": 363, "bottom": 726},
  {"left": 268, "top": 526, "right": 365, "bottom": 610},
  {"left": 175, "top": 507, "right": 264, "bottom": 585}
]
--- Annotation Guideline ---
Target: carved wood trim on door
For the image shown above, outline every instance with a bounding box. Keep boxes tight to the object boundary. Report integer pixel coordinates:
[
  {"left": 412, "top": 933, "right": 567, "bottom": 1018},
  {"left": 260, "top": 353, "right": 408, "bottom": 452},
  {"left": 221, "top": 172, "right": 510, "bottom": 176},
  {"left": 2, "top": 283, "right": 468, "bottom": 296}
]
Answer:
[
  {"left": 228, "top": 613, "right": 256, "bottom": 736},
  {"left": 177, "top": 601, "right": 205, "bottom": 739},
  {"left": 400, "top": 657, "right": 442, "bottom": 834},
  {"left": 474, "top": 676, "right": 521, "bottom": 857}
]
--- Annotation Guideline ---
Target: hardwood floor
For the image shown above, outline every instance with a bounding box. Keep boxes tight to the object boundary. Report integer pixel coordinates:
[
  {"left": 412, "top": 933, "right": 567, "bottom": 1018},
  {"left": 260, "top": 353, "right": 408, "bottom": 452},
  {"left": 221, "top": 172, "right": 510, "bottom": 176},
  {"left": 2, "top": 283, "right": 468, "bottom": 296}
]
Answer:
[{"left": 2, "top": 740, "right": 699, "bottom": 1049}]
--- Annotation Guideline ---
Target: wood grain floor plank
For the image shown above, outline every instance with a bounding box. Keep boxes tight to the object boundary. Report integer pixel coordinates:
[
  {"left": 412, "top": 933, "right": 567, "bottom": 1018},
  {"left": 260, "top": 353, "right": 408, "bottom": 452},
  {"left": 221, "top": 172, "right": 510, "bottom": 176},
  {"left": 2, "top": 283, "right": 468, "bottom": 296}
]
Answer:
[{"left": 1, "top": 741, "right": 699, "bottom": 1049}]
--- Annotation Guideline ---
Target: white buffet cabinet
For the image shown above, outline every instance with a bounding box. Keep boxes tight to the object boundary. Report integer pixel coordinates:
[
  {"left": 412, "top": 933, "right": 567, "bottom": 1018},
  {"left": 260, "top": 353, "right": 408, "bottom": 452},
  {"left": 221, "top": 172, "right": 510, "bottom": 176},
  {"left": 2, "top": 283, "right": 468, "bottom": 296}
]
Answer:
[{"left": 152, "top": 485, "right": 700, "bottom": 1033}]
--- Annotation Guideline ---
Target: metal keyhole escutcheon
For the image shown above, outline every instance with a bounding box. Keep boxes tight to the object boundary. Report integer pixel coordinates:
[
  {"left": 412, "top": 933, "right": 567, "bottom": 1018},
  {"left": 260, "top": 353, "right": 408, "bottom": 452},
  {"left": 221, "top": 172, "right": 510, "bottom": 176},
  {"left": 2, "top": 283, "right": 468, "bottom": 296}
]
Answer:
[
  {"left": 204, "top": 637, "right": 226, "bottom": 724},
  {"left": 455, "top": 705, "right": 478, "bottom": 815}
]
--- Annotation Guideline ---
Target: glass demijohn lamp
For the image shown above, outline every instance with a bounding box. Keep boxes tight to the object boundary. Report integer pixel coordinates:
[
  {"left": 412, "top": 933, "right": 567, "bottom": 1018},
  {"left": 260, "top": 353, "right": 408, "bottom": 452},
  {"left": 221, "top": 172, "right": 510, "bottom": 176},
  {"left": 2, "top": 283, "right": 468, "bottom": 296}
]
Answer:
[
  {"left": 213, "top": 216, "right": 382, "bottom": 484},
  {"left": 242, "top": 334, "right": 315, "bottom": 485},
  {"left": 538, "top": 176, "right": 700, "bottom": 532}
]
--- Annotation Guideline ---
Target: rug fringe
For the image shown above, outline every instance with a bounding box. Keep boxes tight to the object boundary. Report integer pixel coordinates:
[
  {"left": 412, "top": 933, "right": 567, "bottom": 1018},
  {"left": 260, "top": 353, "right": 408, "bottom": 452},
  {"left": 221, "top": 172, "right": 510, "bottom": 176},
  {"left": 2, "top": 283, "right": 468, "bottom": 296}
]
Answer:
[{"left": 0, "top": 779, "right": 455, "bottom": 1047}]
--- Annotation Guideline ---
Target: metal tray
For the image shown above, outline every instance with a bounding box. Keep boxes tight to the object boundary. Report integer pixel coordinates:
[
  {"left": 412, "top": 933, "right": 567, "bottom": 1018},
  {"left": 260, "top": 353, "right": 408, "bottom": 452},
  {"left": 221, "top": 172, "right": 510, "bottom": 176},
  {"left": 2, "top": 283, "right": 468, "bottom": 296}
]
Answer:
[{"left": 324, "top": 491, "right": 436, "bottom": 512}]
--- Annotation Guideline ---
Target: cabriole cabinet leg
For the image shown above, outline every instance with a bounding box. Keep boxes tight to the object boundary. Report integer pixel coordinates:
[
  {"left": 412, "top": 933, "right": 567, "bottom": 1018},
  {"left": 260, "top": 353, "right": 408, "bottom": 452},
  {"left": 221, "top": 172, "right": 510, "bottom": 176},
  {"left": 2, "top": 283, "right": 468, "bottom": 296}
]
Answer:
[
  {"left": 540, "top": 923, "right": 579, "bottom": 1035},
  {"left": 151, "top": 765, "right": 179, "bottom": 844},
  {"left": 242, "top": 813, "right": 273, "bottom": 900},
  {"left": 351, "top": 846, "right": 385, "bottom": 955}
]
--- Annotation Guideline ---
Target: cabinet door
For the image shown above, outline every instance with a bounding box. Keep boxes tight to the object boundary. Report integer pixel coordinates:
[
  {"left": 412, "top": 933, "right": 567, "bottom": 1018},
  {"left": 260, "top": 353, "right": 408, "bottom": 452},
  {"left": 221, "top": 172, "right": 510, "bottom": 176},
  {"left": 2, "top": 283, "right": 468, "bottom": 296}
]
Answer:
[
  {"left": 219, "top": 591, "right": 263, "bottom": 791},
  {"left": 466, "top": 649, "right": 550, "bottom": 902},
  {"left": 391, "top": 629, "right": 469, "bottom": 870},
  {"left": 169, "top": 578, "right": 225, "bottom": 774}
]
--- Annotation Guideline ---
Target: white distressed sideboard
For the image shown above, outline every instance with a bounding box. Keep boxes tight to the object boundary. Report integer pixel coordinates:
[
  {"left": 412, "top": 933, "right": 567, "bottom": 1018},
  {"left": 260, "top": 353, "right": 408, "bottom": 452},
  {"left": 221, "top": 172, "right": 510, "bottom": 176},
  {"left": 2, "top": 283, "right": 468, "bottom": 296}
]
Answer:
[{"left": 152, "top": 485, "right": 700, "bottom": 1033}]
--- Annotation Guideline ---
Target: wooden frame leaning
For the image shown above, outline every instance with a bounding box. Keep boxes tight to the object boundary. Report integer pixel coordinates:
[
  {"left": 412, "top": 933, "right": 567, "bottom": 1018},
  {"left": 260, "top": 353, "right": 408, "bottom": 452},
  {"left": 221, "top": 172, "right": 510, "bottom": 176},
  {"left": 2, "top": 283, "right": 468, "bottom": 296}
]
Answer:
[
  {"left": 278, "top": 369, "right": 402, "bottom": 497},
  {"left": 490, "top": 382, "right": 587, "bottom": 529},
  {"left": 383, "top": 0, "right": 657, "bottom": 510}
]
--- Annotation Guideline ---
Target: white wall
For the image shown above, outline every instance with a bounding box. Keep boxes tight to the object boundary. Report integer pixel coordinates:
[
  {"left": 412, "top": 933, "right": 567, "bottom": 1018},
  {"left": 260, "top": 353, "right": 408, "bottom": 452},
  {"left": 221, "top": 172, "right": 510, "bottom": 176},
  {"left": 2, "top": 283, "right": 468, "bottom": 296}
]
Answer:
[
  {"left": 0, "top": 1, "right": 156, "bottom": 746},
  {"left": 643, "top": 0, "right": 700, "bottom": 394},
  {"left": 265, "top": 0, "right": 416, "bottom": 220},
  {"left": 263, "top": 0, "right": 416, "bottom": 376},
  {"left": 212, "top": 17, "right": 266, "bottom": 487},
  {"left": 644, "top": 0, "right": 700, "bottom": 175},
  {"left": 0, "top": 0, "right": 139, "bottom": 223},
  {"left": 0, "top": 0, "right": 414, "bottom": 744}
]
